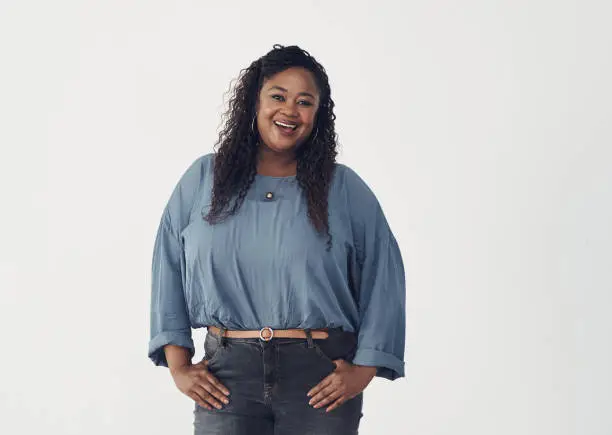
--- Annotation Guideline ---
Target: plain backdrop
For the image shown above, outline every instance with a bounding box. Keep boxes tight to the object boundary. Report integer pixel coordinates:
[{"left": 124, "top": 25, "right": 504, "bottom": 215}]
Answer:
[{"left": 1, "top": 1, "right": 610, "bottom": 434}]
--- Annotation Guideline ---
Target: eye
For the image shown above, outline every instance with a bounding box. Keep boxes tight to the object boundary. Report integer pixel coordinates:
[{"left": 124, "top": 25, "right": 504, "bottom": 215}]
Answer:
[{"left": 271, "top": 95, "right": 313, "bottom": 106}]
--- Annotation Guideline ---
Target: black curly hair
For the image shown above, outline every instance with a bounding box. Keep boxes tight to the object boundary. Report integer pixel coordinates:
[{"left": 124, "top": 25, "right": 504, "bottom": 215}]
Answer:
[{"left": 202, "top": 44, "right": 339, "bottom": 250}]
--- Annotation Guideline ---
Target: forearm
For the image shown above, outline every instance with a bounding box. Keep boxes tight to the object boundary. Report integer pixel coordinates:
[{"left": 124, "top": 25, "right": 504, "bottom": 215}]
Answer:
[
  {"left": 164, "top": 344, "right": 192, "bottom": 374},
  {"left": 353, "top": 364, "right": 377, "bottom": 376}
]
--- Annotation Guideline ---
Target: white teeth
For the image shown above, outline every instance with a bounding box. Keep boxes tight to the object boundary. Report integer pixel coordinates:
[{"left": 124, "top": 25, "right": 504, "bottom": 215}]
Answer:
[{"left": 274, "top": 121, "right": 297, "bottom": 129}]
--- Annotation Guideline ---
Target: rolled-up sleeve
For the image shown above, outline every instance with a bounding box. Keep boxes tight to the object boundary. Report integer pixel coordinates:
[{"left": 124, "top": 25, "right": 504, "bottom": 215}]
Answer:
[
  {"left": 345, "top": 168, "right": 406, "bottom": 381},
  {"left": 148, "top": 154, "right": 210, "bottom": 367},
  {"left": 148, "top": 210, "right": 195, "bottom": 367}
]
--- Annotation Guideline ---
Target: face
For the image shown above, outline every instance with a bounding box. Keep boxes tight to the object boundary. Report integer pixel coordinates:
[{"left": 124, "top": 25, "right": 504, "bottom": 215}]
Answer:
[{"left": 255, "top": 67, "right": 321, "bottom": 153}]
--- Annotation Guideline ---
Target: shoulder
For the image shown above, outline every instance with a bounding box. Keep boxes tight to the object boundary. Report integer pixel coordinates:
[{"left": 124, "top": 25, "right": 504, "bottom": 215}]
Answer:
[
  {"left": 332, "top": 162, "right": 380, "bottom": 208},
  {"left": 167, "top": 152, "right": 215, "bottom": 197},
  {"left": 177, "top": 152, "right": 215, "bottom": 186},
  {"left": 163, "top": 152, "right": 215, "bottom": 229}
]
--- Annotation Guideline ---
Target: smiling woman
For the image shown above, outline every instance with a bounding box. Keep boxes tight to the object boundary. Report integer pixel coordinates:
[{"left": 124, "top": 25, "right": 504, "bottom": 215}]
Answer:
[{"left": 149, "top": 44, "right": 406, "bottom": 435}]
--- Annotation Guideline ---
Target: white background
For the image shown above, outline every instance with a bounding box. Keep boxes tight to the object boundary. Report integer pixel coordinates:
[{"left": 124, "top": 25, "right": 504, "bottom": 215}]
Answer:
[{"left": 1, "top": 1, "right": 610, "bottom": 434}]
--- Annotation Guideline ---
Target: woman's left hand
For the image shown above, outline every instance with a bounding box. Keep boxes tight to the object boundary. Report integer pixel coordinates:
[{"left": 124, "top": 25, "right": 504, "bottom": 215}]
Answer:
[{"left": 306, "top": 360, "right": 377, "bottom": 412}]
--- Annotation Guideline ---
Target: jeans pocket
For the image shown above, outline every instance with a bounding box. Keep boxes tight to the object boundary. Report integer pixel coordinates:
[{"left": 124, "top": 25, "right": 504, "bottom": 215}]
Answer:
[
  {"left": 203, "top": 333, "right": 226, "bottom": 367},
  {"left": 312, "top": 331, "right": 358, "bottom": 366},
  {"left": 310, "top": 342, "right": 341, "bottom": 372}
]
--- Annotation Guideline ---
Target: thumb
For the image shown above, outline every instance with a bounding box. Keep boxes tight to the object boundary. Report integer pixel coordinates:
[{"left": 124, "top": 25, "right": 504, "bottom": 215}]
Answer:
[{"left": 332, "top": 359, "right": 344, "bottom": 369}]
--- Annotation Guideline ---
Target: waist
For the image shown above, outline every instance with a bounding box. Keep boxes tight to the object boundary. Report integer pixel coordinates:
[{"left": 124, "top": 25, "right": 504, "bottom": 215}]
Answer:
[{"left": 207, "top": 325, "right": 330, "bottom": 341}]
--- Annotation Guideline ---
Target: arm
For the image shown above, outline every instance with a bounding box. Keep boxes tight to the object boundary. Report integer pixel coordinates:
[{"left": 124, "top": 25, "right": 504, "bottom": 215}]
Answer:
[
  {"left": 345, "top": 168, "right": 407, "bottom": 381},
  {"left": 148, "top": 211, "right": 195, "bottom": 367},
  {"left": 148, "top": 155, "right": 212, "bottom": 367},
  {"left": 165, "top": 345, "right": 192, "bottom": 375},
  {"left": 352, "top": 216, "right": 406, "bottom": 380}
]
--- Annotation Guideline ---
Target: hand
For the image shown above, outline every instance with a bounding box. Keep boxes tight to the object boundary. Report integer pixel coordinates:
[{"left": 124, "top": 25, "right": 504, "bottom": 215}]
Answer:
[
  {"left": 306, "top": 359, "right": 377, "bottom": 413},
  {"left": 170, "top": 360, "right": 231, "bottom": 411}
]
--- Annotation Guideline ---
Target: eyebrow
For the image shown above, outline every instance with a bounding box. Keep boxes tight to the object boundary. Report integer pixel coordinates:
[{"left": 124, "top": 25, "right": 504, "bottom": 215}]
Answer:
[{"left": 267, "top": 85, "right": 316, "bottom": 99}]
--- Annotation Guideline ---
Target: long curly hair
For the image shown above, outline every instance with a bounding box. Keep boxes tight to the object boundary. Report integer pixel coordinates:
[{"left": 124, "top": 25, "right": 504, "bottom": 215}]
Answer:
[{"left": 202, "top": 44, "right": 339, "bottom": 250}]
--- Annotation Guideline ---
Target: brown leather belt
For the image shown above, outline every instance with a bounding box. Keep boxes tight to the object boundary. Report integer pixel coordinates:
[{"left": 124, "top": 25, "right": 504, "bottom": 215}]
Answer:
[{"left": 207, "top": 325, "right": 329, "bottom": 341}]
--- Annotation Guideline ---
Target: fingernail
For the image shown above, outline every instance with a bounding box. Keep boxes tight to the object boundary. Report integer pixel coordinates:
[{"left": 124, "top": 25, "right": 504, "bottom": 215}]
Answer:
[{"left": 223, "top": 398, "right": 229, "bottom": 404}]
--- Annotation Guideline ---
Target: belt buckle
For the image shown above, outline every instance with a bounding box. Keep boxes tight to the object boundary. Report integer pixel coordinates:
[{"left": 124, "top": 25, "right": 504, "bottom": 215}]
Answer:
[{"left": 259, "top": 327, "right": 274, "bottom": 341}]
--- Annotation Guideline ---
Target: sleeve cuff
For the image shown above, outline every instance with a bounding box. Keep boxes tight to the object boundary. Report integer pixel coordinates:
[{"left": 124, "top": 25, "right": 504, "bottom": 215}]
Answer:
[
  {"left": 148, "top": 330, "right": 195, "bottom": 367},
  {"left": 352, "top": 348, "right": 405, "bottom": 381}
]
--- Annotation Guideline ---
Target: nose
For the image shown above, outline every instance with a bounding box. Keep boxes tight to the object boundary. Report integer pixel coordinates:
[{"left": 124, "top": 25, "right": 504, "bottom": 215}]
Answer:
[{"left": 280, "top": 100, "right": 299, "bottom": 117}]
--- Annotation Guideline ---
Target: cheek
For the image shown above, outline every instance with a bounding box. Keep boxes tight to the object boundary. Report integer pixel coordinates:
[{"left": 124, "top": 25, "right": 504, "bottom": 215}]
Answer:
[
  {"left": 300, "top": 108, "right": 317, "bottom": 123},
  {"left": 258, "top": 107, "right": 275, "bottom": 122},
  {"left": 257, "top": 110, "right": 274, "bottom": 131},
  {"left": 301, "top": 115, "right": 317, "bottom": 133}
]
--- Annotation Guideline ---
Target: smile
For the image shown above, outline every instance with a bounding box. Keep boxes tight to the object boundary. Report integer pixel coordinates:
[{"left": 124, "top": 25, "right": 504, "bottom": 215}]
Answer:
[
  {"left": 274, "top": 120, "right": 298, "bottom": 129},
  {"left": 273, "top": 120, "right": 298, "bottom": 135}
]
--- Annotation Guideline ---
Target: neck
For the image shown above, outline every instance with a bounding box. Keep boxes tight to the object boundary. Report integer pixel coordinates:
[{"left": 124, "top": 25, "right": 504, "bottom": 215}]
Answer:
[{"left": 256, "top": 145, "right": 297, "bottom": 176}]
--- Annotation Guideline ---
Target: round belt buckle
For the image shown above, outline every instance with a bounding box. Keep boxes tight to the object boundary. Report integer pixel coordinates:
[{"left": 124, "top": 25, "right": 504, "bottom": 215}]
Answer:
[{"left": 259, "top": 327, "right": 274, "bottom": 341}]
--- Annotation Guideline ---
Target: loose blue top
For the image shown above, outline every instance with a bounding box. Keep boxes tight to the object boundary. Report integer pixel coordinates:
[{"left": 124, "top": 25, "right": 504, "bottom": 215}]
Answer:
[{"left": 149, "top": 153, "right": 406, "bottom": 380}]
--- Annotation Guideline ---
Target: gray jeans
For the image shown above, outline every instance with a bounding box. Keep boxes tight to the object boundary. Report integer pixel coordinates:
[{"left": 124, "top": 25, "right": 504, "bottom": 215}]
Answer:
[{"left": 193, "top": 327, "right": 364, "bottom": 435}]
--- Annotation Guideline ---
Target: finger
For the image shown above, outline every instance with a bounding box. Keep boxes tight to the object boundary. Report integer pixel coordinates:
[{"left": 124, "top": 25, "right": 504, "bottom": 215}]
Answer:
[
  {"left": 309, "top": 382, "right": 336, "bottom": 405},
  {"left": 199, "top": 380, "right": 230, "bottom": 406},
  {"left": 188, "top": 391, "right": 213, "bottom": 411},
  {"left": 326, "top": 396, "right": 347, "bottom": 413},
  {"left": 311, "top": 388, "right": 342, "bottom": 408},
  {"left": 312, "top": 382, "right": 340, "bottom": 402},
  {"left": 306, "top": 375, "right": 333, "bottom": 398},
  {"left": 200, "top": 371, "right": 231, "bottom": 396},
  {"left": 193, "top": 386, "right": 224, "bottom": 410}
]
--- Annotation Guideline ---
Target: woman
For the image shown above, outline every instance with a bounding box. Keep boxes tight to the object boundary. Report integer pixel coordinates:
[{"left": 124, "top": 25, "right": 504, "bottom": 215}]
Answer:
[{"left": 148, "top": 44, "right": 406, "bottom": 435}]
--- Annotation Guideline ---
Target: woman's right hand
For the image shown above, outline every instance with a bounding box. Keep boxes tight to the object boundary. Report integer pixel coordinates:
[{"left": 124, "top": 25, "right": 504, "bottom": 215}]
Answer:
[{"left": 170, "top": 360, "right": 231, "bottom": 410}]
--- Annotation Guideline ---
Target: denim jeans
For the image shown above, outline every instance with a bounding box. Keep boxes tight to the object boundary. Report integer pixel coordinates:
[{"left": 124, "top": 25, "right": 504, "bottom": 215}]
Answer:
[{"left": 193, "top": 327, "right": 364, "bottom": 435}]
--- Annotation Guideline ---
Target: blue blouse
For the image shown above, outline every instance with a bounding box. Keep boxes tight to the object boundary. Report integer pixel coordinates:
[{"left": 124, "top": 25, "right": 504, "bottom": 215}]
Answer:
[{"left": 148, "top": 153, "right": 406, "bottom": 380}]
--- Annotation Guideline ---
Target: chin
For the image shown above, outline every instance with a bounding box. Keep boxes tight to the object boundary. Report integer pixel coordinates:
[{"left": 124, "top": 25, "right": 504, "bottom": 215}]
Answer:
[
  {"left": 268, "top": 145, "right": 298, "bottom": 154},
  {"left": 263, "top": 138, "right": 302, "bottom": 153}
]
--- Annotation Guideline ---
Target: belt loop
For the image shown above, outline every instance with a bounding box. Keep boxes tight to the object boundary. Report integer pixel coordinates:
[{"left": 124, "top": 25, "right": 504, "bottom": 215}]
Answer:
[
  {"left": 220, "top": 327, "right": 228, "bottom": 348},
  {"left": 304, "top": 328, "right": 314, "bottom": 348}
]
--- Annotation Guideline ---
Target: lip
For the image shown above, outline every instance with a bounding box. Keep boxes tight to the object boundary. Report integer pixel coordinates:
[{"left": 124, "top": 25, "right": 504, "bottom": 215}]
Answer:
[
  {"left": 273, "top": 121, "right": 299, "bottom": 137},
  {"left": 274, "top": 119, "right": 300, "bottom": 128}
]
